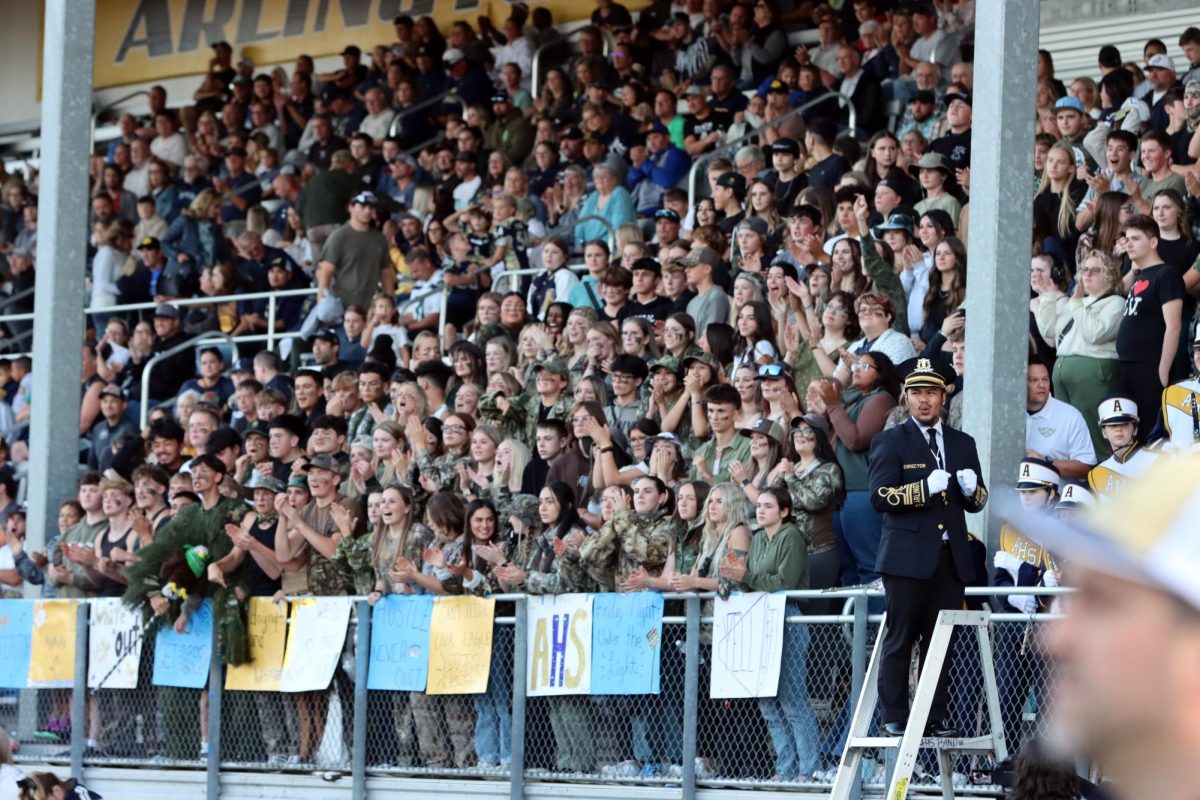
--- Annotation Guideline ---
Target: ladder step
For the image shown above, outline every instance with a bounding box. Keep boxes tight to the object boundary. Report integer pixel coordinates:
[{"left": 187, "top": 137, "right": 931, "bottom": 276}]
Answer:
[{"left": 847, "top": 735, "right": 997, "bottom": 751}]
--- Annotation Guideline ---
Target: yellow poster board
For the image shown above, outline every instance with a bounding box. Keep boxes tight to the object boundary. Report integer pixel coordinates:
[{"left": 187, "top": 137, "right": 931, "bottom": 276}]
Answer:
[
  {"left": 225, "top": 597, "right": 288, "bottom": 692},
  {"left": 426, "top": 595, "right": 494, "bottom": 695},
  {"left": 28, "top": 600, "right": 77, "bottom": 688}
]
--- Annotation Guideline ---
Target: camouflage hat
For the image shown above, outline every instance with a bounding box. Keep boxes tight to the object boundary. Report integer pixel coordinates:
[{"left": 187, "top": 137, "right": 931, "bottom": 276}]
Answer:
[
  {"left": 534, "top": 357, "right": 570, "bottom": 378},
  {"left": 649, "top": 355, "right": 681, "bottom": 376},
  {"left": 568, "top": 307, "right": 600, "bottom": 324},
  {"left": 681, "top": 351, "right": 719, "bottom": 374},
  {"left": 242, "top": 472, "right": 284, "bottom": 498},
  {"left": 306, "top": 453, "right": 343, "bottom": 476},
  {"left": 508, "top": 493, "right": 541, "bottom": 530}
]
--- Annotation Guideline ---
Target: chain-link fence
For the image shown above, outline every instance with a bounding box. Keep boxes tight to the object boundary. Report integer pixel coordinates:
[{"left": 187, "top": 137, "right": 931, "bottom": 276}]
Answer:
[{"left": 3, "top": 590, "right": 1065, "bottom": 799}]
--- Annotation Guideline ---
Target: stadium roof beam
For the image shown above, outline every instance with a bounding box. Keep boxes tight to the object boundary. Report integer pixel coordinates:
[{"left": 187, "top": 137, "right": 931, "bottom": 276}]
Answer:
[
  {"left": 963, "top": 0, "right": 1040, "bottom": 547},
  {"left": 26, "top": 0, "right": 95, "bottom": 562}
]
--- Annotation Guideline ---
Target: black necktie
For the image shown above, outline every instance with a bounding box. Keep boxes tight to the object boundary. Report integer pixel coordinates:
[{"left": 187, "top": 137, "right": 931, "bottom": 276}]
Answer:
[{"left": 927, "top": 428, "right": 943, "bottom": 470}]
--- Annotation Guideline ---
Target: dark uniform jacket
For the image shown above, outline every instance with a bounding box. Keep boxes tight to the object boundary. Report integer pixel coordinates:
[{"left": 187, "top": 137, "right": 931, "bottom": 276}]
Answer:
[{"left": 868, "top": 418, "right": 988, "bottom": 582}]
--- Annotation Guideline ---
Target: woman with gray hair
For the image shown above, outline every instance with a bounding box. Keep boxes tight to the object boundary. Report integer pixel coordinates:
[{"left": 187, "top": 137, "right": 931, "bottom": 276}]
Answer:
[
  {"left": 544, "top": 164, "right": 588, "bottom": 236},
  {"left": 574, "top": 164, "right": 636, "bottom": 248}
]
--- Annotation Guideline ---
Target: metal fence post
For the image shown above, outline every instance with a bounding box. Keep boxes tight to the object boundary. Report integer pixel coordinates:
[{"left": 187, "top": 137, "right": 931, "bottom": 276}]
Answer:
[
  {"left": 681, "top": 594, "right": 700, "bottom": 800},
  {"left": 206, "top": 610, "right": 222, "bottom": 800},
  {"left": 69, "top": 602, "right": 89, "bottom": 778},
  {"left": 850, "top": 593, "right": 869, "bottom": 800},
  {"left": 352, "top": 600, "right": 371, "bottom": 800},
  {"left": 509, "top": 596, "right": 528, "bottom": 800}
]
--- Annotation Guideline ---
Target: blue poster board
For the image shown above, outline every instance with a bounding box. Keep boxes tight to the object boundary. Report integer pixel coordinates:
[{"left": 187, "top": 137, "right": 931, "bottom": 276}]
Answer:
[
  {"left": 590, "top": 592, "right": 664, "bottom": 695},
  {"left": 367, "top": 594, "right": 433, "bottom": 691},
  {"left": 152, "top": 599, "right": 213, "bottom": 688}
]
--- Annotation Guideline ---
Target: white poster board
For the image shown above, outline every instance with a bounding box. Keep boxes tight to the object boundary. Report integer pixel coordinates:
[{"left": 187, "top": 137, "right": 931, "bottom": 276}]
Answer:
[
  {"left": 88, "top": 599, "right": 144, "bottom": 689},
  {"left": 526, "top": 593, "right": 592, "bottom": 697},
  {"left": 278, "top": 597, "right": 352, "bottom": 693},
  {"left": 709, "top": 592, "right": 786, "bottom": 699}
]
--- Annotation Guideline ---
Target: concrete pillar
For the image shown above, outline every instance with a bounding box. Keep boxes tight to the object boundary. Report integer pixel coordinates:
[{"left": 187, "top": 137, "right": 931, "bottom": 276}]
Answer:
[
  {"left": 962, "top": 0, "right": 1040, "bottom": 546},
  {"left": 25, "top": 0, "right": 96, "bottom": 561}
]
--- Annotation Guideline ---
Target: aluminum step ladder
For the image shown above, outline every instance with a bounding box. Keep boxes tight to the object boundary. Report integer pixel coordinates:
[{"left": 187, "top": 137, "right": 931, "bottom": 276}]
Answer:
[{"left": 830, "top": 610, "right": 1007, "bottom": 800}]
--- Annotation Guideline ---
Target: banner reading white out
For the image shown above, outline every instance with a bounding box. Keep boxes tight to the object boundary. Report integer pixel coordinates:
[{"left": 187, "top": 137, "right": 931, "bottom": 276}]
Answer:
[
  {"left": 526, "top": 593, "right": 592, "bottom": 697},
  {"left": 279, "top": 598, "right": 351, "bottom": 693},
  {"left": 710, "top": 592, "right": 786, "bottom": 699},
  {"left": 88, "top": 599, "right": 144, "bottom": 689}
]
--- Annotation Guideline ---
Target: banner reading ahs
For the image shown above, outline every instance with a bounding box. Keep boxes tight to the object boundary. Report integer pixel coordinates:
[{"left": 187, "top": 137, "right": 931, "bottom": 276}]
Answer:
[{"left": 90, "top": 0, "right": 640, "bottom": 89}]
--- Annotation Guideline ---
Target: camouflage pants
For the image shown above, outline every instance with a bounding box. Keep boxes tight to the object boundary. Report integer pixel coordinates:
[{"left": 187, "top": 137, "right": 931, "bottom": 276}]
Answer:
[
  {"left": 411, "top": 692, "right": 476, "bottom": 768},
  {"left": 389, "top": 692, "right": 418, "bottom": 767},
  {"left": 550, "top": 696, "right": 594, "bottom": 772},
  {"left": 253, "top": 691, "right": 297, "bottom": 759}
]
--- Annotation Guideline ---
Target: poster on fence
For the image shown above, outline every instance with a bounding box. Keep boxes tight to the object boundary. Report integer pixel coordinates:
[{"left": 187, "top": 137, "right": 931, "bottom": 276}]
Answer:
[
  {"left": 88, "top": 599, "right": 143, "bottom": 689},
  {"left": 225, "top": 598, "right": 288, "bottom": 692},
  {"left": 367, "top": 594, "right": 433, "bottom": 692},
  {"left": 590, "top": 592, "right": 663, "bottom": 695},
  {"left": 28, "top": 600, "right": 78, "bottom": 688},
  {"left": 710, "top": 592, "right": 786, "bottom": 699},
  {"left": 0, "top": 600, "right": 33, "bottom": 688},
  {"left": 427, "top": 596, "right": 494, "bottom": 695},
  {"left": 279, "top": 597, "right": 352, "bottom": 693},
  {"left": 527, "top": 593, "right": 592, "bottom": 697},
  {"left": 152, "top": 598, "right": 213, "bottom": 689}
]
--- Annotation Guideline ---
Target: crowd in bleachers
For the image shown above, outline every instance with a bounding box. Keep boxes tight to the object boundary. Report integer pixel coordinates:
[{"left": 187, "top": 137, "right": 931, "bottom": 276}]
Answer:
[{"left": 4, "top": 0, "right": 1200, "bottom": 787}]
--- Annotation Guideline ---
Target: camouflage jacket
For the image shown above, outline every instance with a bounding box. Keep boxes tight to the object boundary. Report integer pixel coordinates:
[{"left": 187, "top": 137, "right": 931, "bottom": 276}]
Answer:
[
  {"left": 781, "top": 461, "right": 844, "bottom": 555},
  {"left": 481, "top": 389, "right": 573, "bottom": 449},
  {"left": 414, "top": 448, "right": 470, "bottom": 494},
  {"left": 562, "top": 509, "right": 677, "bottom": 591},
  {"left": 523, "top": 523, "right": 589, "bottom": 595}
]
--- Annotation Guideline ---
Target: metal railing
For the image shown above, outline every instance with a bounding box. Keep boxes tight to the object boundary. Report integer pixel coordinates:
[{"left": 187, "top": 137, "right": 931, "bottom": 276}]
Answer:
[
  {"left": 686, "top": 91, "right": 856, "bottom": 205},
  {"left": 388, "top": 89, "right": 462, "bottom": 140},
  {"left": 139, "top": 331, "right": 240, "bottom": 427},
  {"left": 89, "top": 89, "right": 149, "bottom": 152},
  {"left": 4, "top": 586, "right": 1070, "bottom": 800},
  {"left": 530, "top": 28, "right": 615, "bottom": 99}
]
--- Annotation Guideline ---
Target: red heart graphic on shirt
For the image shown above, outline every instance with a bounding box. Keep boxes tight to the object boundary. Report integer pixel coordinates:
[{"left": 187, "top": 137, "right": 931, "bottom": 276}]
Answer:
[{"left": 1132, "top": 279, "right": 1149, "bottom": 295}]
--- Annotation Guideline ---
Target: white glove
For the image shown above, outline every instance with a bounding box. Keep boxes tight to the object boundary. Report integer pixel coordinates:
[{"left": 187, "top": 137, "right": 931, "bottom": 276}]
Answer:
[
  {"left": 955, "top": 468, "right": 978, "bottom": 496},
  {"left": 1042, "top": 568, "right": 1059, "bottom": 589},
  {"left": 1007, "top": 594, "right": 1038, "bottom": 614},
  {"left": 993, "top": 550, "right": 1022, "bottom": 577},
  {"left": 926, "top": 469, "right": 951, "bottom": 494}
]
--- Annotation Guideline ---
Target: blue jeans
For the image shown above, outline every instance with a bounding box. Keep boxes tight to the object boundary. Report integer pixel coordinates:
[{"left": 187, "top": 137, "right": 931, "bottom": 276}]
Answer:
[
  {"left": 757, "top": 605, "right": 820, "bottom": 779},
  {"left": 834, "top": 490, "right": 883, "bottom": 587},
  {"left": 473, "top": 625, "right": 512, "bottom": 765}
]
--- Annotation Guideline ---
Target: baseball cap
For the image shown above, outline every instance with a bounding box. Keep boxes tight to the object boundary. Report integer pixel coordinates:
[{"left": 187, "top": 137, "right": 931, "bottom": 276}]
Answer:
[
  {"left": 654, "top": 208, "right": 681, "bottom": 223},
  {"left": 1054, "top": 96, "right": 1086, "bottom": 114},
  {"left": 306, "top": 453, "right": 343, "bottom": 475},
  {"left": 137, "top": 236, "right": 161, "bottom": 250},
  {"left": 491, "top": 90, "right": 510, "bottom": 103},
  {"left": 1147, "top": 53, "right": 1176, "bottom": 72},
  {"left": 533, "top": 357, "right": 570, "bottom": 378},
  {"left": 648, "top": 121, "right": 670, "bottom": 136},
  {"left": 771, "top": 138, "right": 800, "bottom": 157},
  {"left": 738, "top": 418, "right": 784, "bottom": 446},
  {"left": 231, "top": 357, "right": 254, "bottom": 374},
  {"left": 442, "top": 47, "right": 464, "bottom": 64},
  {"left": 943, "top": 92, "right": 971, "bottom": 107},
  {"left": 99, "top": 383, "right": 126, "bottom": 401},
  {"left": 560, "top": 126, "right": 584, "bottom": 140},
  {"left": 243, "top": 472, "right": 284, "bottom": 497},
  {"left": 649, "top": 355, "right": 680, "bottom": 375},
  {"left": 243, "top": 421, "right": 270, "bottom": 441},
  {"left": 1006, "top": 454, "right": 1200, "bottom": 609},
  {"left": 631, "top": 256, "right": 662, "bottom": 275},
  {"left": 350, "top": 191, "right": 377, "bottom": 205},
  {"left": 738, "top": 216, "right": 768, "bottom": 236},
  {"left": 681, "top": 351, "right": 719, "bottom": 373},
  {"left": 715, "top": 171, "right": 747, "bottom": 196},
  {"left": 684, "top": 85, "right": 705, "bottom": 97},
  {"left": 910, "top": 89, "right": 936, "bottom": 104},
  {"left": 153, "top": 303, "right": 179, "bottom": 319},
  {"left": 766, "top": 79, "right": 788, "bottom": 94},
  {"left": 309, "top": 327, "right": 341, "bottom": 344}
]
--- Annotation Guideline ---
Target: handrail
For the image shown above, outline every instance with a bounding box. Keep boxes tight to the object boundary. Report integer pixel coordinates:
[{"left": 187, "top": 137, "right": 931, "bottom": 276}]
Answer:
[
  {"left": 140, "top": 331, "right": 240, "bottom": 429},
  {"left": 570, "top": 213, "right": 618, "bottom": 250},
  {"left": 90, "top": 90, "right": 149, "bottom": 152},
  {"left": 530, "top": 28, "right": 615, "bottom": 99},
  {"left": 0, "top": 286, "right": 318, "bottom": 326},
  {"left": 401, "top": 132, "right": 447, "bottom": 159},
  {"left": 388, "top": 89, "right": 461, "bottom": 139},
  {"left": 685, "top": 91, "right": 856, "bottom": 205}
]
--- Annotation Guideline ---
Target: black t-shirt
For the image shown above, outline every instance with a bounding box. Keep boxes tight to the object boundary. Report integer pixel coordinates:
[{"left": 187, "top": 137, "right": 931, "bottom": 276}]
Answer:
[
  {"left": 670, "top": 290, "right": 697, "bottom": 314},
  {"left": 930, "top": 128, "right": 972, "bottom": 174},
  {"left": 619, "top": 294, "right": 674, "bottom": 323},
  {"left": 717, "top": 209, "right": 745, "bottom": 235},
  {"left": 683, "top": 110, "right": 733, "bottom": 154},
  {"left": 1116, "top": 262, "right": 1186, "bottom": 362},
  {"left": 807, "top": 153, "right": 850, "bottom": 192}
]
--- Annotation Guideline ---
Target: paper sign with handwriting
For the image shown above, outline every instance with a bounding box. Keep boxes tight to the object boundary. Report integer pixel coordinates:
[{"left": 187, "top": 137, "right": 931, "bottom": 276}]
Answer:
[
  {"left": 527, "top": 593, "right": 592, "bottom": 697},
  {"left": 278, "top": 597, "right": 352, "bottom": 693},
  {"left": 28, "top": 600, "right": 78, "bottom": 688},
  {"left": 152, "top": 598, "right": 213, "bottom": 688},
  {"left": 590, "top": 592, "right": 663, "bottom": 695},
  {"left": 426, "top": 596, "right": 494, "bottom": 695},
  {"left": 710, "top": 592, "right": 786, "bottom": 699},
  {"left": 88, "top": 599, "right": 144, "bottom": 689},
  {"left": 0, "top": 600, "right": 33, "bottom": 688},
  {"left": 225, "top": 598, "right": 288, "bottom": 692},
  {"left": 367, "top": 594, "right": 433, "bottom": 692}
]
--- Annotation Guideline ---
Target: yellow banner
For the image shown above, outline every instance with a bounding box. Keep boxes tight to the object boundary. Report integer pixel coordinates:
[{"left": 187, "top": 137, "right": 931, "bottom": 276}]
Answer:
[
  {"left": 92, "top": 0, "right": 644, "bottom": 89},
  {"left": 426, "top": 595, "right": 494, "bottom": 695},
  {"left": 28, "top": 600, "right": 77, "bottom": 688},
  {"left": 225, "top": 597, "right": 288, "bottom": 692}
]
